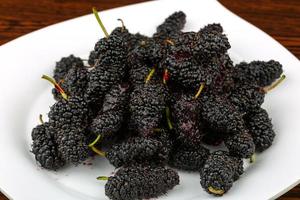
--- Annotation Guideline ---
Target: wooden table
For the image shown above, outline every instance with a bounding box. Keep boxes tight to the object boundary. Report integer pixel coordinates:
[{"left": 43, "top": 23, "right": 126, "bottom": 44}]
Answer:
[{"left": 0, "top": 0, "right": 299, "bottom": 199}]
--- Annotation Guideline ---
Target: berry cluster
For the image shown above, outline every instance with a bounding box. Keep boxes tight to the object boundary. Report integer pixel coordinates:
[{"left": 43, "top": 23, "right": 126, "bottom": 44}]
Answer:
[{"left": 31, "top": 10, "right": 284, "bottom": 199}]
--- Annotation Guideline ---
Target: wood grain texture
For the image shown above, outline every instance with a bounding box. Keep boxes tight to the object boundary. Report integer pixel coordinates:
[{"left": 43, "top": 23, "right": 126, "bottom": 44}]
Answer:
[{"left": 0, "top": 0, "right": 299, "bottom": 199}]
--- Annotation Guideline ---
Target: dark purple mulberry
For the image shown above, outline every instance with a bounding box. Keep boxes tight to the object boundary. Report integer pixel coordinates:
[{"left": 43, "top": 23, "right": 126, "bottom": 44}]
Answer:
[
  {"left": 52, "top": 65, "right": 89, "bottom": 100},
  {"left": 235, "top": 60, "right": 283, "bottom": 87},
  {"left": 153, "top": 11, "right": 186, "bottom": 42},
  {"left": 200, "top": 150, "right": 243, "bottom": 196},
  {"left": 201, "top": 95, "right": 245, "bottom": 135},
  {"left": 53, "top": 55, "right": 84, "bottom": 82},
  {"left": 171, "top": 93, "right": 204, "bottom": 145},
  {"left": 245, "top": 108, "right": 275, "bottom": 152},
  {"left": 31, "top": 123, "right": 65, "bottom": 170},
  {"left": 129, "top": 83, "right": 167, "bottom": 136},
  {"left": 224, "top": 132, "right": 255, "bottom": 158},
  {"left": 104, "top": 165, "right": 179, "bottom": 200},
  {"left": 106, "top": 136, "right": 169, "bottom": 168},
  {"left": 169, "top": 143, "right": 209, "bottom": 171}
]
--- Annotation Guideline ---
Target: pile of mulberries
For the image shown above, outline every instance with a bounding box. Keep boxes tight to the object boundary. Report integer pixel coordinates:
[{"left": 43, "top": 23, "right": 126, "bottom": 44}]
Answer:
[{"left": 31, "top": 10, "right": 284, "bottom": 199}]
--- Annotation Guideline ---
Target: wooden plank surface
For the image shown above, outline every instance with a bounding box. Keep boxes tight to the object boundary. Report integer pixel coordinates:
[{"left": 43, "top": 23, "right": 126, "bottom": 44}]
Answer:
[{"left": 0, "top": 0, "right": 299, "bottom": 199}]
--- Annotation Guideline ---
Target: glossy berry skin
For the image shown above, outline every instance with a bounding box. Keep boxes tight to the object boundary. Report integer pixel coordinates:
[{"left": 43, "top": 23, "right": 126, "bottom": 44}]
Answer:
[
  {"left": 90, "top": 110, "right": 124, "bottom": 139},
  {"left": 91, "top": 35, "right": 128, "bottom": 68},
  {"left": 200, "top": 151, "right": 243, "bottom": 196},
  {"left": 235, "top": 60, "right": 283, "bottom": 87},
  {"left": 245, "top": 108, "right": 276, "bottom": 152},
  {"left": 169, "top": 143, "right": 209, "bottom": 171},
  {"left": 170, "top": 93, "right": 203, "bottom": 145},
  {"left": 48, "top": 96, "right": 89, "bottom": 130},
  {"left": 192, "top": 25, "right": 230, "bottom": 60},
  {"left": 129, "top": 38, "right": 162, "bottom": 66},
  {"left": 201, "top": 95, "right": 245, "bottom": 135},
  {"left": 54, "top": 127, "right": 90, "bottom": 165},
  {"left": 102, "top": 83, "right": 130, "bottom": 112},
  {"left": 53, "top": 55, "right": 84, "bottom": 82},
  {"left": 224, "top": 132, "right": 255, "bottom": 158},
  {"left": 162, "top": 53, "right": 222, "bottom": 90},
  {"left": 106, "top": 137, "right": 169, "bottom": 168},
  {"left": 31, "top": 123, "right": 65, "bottom": 170},
  {"left": 85, "top": 64, "right": 126, "bottom": 104},
  {"left": 229, "top": 83, "right": 265, "bottom": 113},
  {"left": 129, "top": 83, "right": 167, "bottom": 136},
  {"left": 129, "top": 62, "right": 157, "bottom": 85},
  {"left": 104, "top": 165, "right": 179, "bottom": 200},
  {"left": 153, "top": 11, "right": 186, "bottom": 42},
  {"left": 52, "top": 65, "right": 89, "bottom": 100}
]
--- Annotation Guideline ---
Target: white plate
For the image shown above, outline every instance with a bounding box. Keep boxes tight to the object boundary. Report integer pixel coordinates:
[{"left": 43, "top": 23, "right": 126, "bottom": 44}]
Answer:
[{"left": 0, "top": 0, "right": 300, "bottom": 199}]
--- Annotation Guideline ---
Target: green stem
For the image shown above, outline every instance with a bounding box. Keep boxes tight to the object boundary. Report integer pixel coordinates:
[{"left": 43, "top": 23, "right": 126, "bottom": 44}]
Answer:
[
  {"left": 117, "top": 18, "right": 125, "bottom": 31},
  {"left": 97, "top": 176, "right": 109, "bottom": 181},
  {"left": 250, "top": 154, "right": 256, "bottom": 163},
  {"left": 263, "top": 74, "right": 286, "bottom": 93},
  {"left": 166, "top": 107, "right": 173, "bottom": 130},
  {"left": 194, "top": 83, "right": 205, "bottom": 99},
  {"left": 39, "top": 114, "right": 44, "bottom": 124},
  {"left": 208, "top": 186, "right": 225, "bottom": 195},
  {"left": 88, "top": 134, "right": 101, "bottom": 147},
  {"left": 41, "top": 75, "right": 68, "bottom": 100},
  {"left": 145, "top": 67, "right": 156, "bottom": 84},
  {"left": 92, "top": 7, "right": 109, "bottom": 38}
]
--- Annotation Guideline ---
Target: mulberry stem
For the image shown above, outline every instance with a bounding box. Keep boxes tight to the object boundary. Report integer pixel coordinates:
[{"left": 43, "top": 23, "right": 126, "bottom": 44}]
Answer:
[
  {"left": 194, "top": 83, "right": 205, "bottom": 99},
  {"left": 163, "top": 69, "right": 169, "bottom": 85},
  {"left": 39, "top": 114, "right": 44, "bottom": 124},
  {"left": 250, "top": 153, "right": 256, "bottom": 163},
  {"left": 166, "top": 107, "right": 173, "bottom": 130},
  {"left": 145, "top": 67, "right": 156, "bottom": 84},
  {"left": 92, "top": 7, "right": 109, "bottom": 38},
  {"left": 88, "top": 134, "right": 101, "bottom": 147},
  {"left": 117, "top": 18, "right": 125, "bottom": 32},
  {"left": 88, "top": 134, "right": 106, "bottom": 157},
  {"left": 165, "top": 39, "right": 175, "bottom": 45},
  {"left": 97, "top": 176, "right": 109, "bottom": 181},
  {"left": 208, "top": 186, "right": 225, "bottom": 195},
  {"left": 91, "top": 146, "right": 106, "bottom": 157},
  {"left": 263, "top": 74, "right": 286, "bottom": 93},
  {"left": 42, "top": 75, "right": 68, "bottom": 100}
]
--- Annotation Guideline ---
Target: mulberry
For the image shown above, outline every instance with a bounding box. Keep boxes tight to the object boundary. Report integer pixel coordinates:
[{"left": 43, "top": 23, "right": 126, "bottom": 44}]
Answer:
[
  {"left": 106, "top": 136, "right": 169, "bottom": 168},
  {"left": 53, "top": 55, "right": 84, "bottom": 82},
  {"left": 129, "top": 62, "right": 157, "bottom": 85},
  {"left": 90, "top": 110, "right": 124, "bottom": 139},
  {"left": 54, "top": 126, "right": 90, "bottom": 164},
  {"left": 193, "top": 28, "right": 230, "bottom": 60},
  {"left": 129, "top": 83, "right": 167, "bottom": 136},
  {"left": 245, "top": 108, "right": 275, "bottom": 152},
  {"left": 48, "top": 96, "right": 89, "bottom": 130},
  {"left": 90, "top": 35, "right": 128, "bottom": 68},
  {"left": 169, "top": 143, "right": 209, "bottom": 171},
  {"left": 201, "top": 95, "right": 245, "bottom": 134},
  {"left": 31, "top": 123, "right": 65, "bottom": 170},
  {"left": 103, "top": 165, "right": 179, "bottom": 200},
  {"left": 235, "top": 60, "right": 283, "bottom": 87},
  {"left": 171, "top": 93, "right": 203, "bottom": 145},
  {"left": 224, "top": 132, "right": 255, "bottom": 158},
  {"left": 52, "top": 65, "right": 89, "bottom": 100},
  {"left": 102, "top": 83, "right": 130, "bottom": 112},
  {"left": 229, "top": 83, "right": 265, "bottom": 112},
  {"left": 200, "top": 150, "right": 243, "bottom": 196},
  {"left": 85, "top": 64, "right": 125, "bottom": 104},
  {"left": 129, "top": 38, "right": 162, "bottom": 66},
  {"left": 153, "top": 11, "right": 186, "bottom": 42}
]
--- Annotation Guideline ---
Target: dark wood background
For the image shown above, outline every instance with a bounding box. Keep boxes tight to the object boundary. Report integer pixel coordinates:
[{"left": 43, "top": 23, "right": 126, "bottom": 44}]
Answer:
[{"left": 0, "top": 0, "right": 299, "bottom": 199}]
